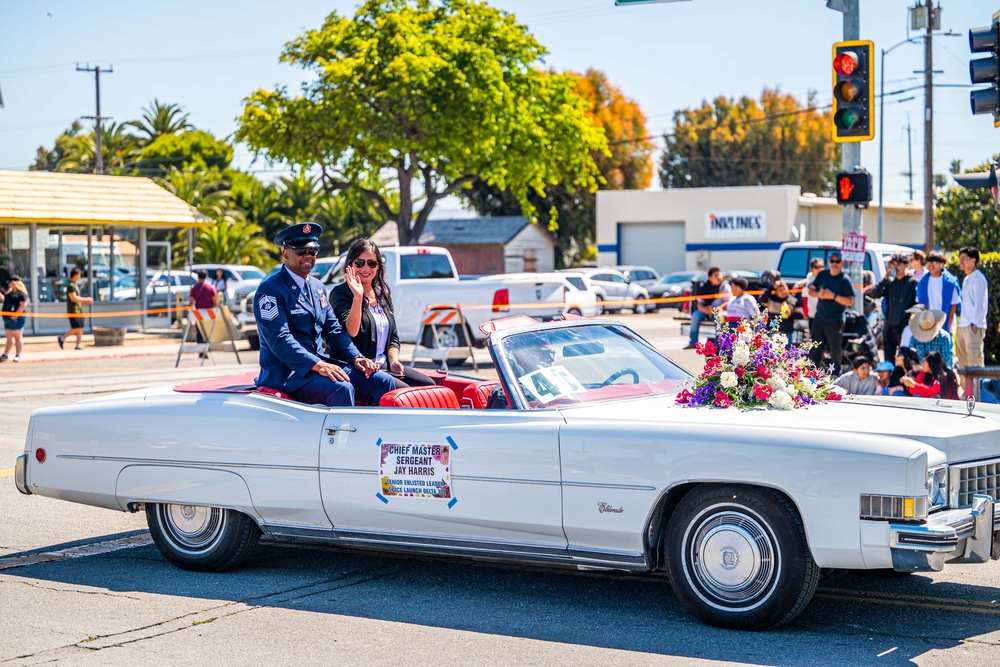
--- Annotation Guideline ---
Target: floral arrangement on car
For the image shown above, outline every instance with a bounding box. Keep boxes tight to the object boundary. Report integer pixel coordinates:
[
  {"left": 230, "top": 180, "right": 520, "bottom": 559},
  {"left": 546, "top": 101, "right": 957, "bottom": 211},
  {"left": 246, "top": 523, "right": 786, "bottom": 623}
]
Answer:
[{"left": 675, "top": 312, "right": 845, "bottom": 410}]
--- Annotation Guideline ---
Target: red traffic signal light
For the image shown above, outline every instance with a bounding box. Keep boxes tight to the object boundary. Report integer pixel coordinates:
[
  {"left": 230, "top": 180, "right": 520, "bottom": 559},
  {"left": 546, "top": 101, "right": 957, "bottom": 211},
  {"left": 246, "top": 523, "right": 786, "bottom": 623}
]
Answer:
[
  {"left": 835, "top": 170, "right": 872, "bottom": 206},
  {"left": 832, "top": 40, "right": 874, "bottom": 142}
]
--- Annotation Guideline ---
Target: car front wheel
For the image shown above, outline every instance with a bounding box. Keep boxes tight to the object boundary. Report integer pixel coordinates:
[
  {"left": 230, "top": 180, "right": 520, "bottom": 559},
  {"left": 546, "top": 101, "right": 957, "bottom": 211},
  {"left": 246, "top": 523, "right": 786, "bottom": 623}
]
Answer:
[
  {"left": 665, "top": 485, "right": 820, "bottom": 630},
  {"left": 146, "top": 503, "right": 260, "bottom": 572}
]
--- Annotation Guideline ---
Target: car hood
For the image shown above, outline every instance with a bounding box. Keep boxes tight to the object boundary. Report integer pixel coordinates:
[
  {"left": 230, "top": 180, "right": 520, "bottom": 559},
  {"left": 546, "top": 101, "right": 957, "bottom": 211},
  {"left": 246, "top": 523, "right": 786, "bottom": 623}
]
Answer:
[{"left": 559, "top": 394, "right": 1000, "bottom": 463}]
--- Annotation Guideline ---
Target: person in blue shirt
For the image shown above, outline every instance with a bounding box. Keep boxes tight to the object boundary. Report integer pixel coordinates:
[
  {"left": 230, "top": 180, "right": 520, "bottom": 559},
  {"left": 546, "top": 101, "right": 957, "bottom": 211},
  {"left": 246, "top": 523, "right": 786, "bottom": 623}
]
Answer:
[
  {"left": 254, "top": 222, "right": 395, "bottom": 407},
  {"left": 915, "top": 251, "right": 961, "bottom": 333}
]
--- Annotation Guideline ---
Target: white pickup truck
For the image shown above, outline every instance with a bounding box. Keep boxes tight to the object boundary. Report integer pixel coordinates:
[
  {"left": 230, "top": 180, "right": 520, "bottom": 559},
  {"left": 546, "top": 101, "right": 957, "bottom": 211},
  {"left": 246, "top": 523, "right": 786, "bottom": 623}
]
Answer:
[{"left": 238, "top": 246, "right": 569, "bottom": 353}]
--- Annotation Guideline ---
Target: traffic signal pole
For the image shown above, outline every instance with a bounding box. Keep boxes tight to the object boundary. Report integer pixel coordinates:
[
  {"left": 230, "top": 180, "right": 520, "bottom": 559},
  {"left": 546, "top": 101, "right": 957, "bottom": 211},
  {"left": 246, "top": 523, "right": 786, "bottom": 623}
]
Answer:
[{"left": 830, "top": 0, "right": 865, "bottom": 314}]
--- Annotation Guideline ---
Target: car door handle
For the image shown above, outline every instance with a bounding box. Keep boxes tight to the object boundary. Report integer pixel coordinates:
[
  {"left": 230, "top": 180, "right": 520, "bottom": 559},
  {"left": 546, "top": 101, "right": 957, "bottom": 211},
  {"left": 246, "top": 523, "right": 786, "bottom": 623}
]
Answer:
[{"left": 325, "top": 427, "right": 356, "bottom": 435}]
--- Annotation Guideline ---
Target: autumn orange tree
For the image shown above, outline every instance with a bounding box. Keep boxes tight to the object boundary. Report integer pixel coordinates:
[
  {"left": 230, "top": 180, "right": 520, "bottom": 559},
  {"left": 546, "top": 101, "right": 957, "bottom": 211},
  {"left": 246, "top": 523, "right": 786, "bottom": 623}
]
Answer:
[
  {"left": 466, "top": 68, "right": 652, "bottom": 267},
  {"left": 658, "top": 89, "right": 839, "bottom": 196}
]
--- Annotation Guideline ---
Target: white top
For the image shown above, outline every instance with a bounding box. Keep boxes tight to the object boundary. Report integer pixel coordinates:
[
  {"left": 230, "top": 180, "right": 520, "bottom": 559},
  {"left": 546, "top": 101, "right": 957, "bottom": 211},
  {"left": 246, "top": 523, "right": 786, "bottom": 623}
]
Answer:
[
  {"left": 368, "top": 301, "right": 391, "bottom": 367},
  {"left": 726, "top": 294, "right": 759, "bottom": 320},
  {"left": 925, "top": 275, "right": 960, "bottom": 312},
  {"left": 959, "top": 269, "right": 989, "bottom": 329},
  {"left": 802, "top": 274, "right": 816, "bottom": 318}
]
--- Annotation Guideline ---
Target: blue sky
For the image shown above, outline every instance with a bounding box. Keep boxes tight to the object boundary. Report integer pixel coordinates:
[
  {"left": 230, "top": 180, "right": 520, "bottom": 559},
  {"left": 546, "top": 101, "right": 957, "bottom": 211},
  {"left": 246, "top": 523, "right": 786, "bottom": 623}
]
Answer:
[{"left": 0, "top": 0, "right": 992, "bottom": 217}]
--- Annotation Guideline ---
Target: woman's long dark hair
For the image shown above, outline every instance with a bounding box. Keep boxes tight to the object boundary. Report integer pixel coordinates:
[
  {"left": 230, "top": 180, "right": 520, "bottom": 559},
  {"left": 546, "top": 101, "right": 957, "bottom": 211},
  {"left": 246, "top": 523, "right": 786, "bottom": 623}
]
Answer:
[
  {"left": 923, "top": 350, "right": 958, "bottom": 399},
  {"left": 344, "top": 238, "right": 392, "bottom": 312}
]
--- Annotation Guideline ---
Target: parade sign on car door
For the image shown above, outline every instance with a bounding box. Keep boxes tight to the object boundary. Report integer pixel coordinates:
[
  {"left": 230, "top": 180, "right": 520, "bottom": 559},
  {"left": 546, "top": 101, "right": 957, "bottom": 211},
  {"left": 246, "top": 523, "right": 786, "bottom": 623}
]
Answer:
[{"left": 380, "top": 442, "right": 452, "bottom": 499}]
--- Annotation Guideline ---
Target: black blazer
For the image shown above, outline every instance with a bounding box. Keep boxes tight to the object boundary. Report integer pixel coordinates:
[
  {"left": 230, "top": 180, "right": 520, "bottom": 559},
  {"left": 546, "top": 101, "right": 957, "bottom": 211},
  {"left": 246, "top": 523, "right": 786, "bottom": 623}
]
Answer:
[{"left": 330, "top": 282, "right": 401, "bottom": 360}]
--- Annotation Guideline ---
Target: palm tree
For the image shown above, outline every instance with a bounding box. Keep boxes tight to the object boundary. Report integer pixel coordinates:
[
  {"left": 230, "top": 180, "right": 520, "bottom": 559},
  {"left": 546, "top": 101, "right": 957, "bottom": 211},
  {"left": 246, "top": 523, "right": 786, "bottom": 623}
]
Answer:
[
  {"left": 129, "top": 99, "right": 193, "bottom": 147},
  {"left": 155, "top": 167, "right": 232, "bottom": 220},
  {"left": 275, "top": 173, "right": 325, "bottom": 223},
  {"left": 53, "top": 121, "right": 141, "bottom": 174},
  {"left": 194, "top": 214, "right": 272, "bottom": 267}
]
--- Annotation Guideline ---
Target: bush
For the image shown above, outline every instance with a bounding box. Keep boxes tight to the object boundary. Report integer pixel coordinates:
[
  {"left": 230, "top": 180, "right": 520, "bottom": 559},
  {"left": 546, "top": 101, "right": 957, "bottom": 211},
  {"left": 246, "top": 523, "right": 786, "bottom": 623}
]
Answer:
[{"left": 947, "top": 252, "right": 1000, "bottom": 365}]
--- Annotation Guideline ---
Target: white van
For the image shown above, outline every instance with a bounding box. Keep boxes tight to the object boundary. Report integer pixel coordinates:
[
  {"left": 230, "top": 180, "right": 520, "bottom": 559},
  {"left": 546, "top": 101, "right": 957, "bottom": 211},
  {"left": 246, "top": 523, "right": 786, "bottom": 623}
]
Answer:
[{"left": 773, "top": 241, "right": 915, "bottom": 284}]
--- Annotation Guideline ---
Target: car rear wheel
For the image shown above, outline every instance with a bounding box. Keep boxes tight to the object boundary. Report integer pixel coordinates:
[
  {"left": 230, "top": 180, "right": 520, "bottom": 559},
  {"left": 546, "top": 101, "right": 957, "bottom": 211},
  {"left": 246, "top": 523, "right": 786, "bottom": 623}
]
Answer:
[
  {"left": 146, "top": 503, "right": 260, "bottom": 572},
  {"left": 665, "top": 485, "right": 820, "bottom": 630}
]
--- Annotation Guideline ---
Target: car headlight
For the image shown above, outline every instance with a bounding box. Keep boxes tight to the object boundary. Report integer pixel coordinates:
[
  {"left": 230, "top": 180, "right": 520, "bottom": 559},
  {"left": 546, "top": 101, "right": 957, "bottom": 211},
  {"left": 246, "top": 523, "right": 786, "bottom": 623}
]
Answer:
[
  {"left": 926, "top": 465, "right": 948, "bottom": 511},
  {"left": 860, "top": 494, "right": 928, "bottom": 521}
]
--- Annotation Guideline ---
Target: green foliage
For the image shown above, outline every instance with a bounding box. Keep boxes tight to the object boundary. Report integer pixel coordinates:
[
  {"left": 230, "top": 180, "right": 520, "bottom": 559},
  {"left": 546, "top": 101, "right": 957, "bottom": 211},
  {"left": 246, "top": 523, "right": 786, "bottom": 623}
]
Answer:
[
  {"left": 465, "top": 68, "right": 651, "bottom": 267},
  {"left": 194, "top": 215, "right": 272, "bottom": 266},
  {"left": 236, "top": 0, "right": 605, "bottom": 245},
  {"left": 135, "top": 130, "right": 232, "bottom": 175},
  {"left": 659, "top": 89, "right": 839, "bottom": 195},
  {"left": 32, "top": 121, "right": 141, "bottom": 175},
  {"left": 935, "top": 158, "right": 1000, "bottom": 254},
  {"left": 947, "top": 252, "right": 1000, "bottom": 365},
  {"left": 128, "top": 99, "right": 194, "bottom": 145}
]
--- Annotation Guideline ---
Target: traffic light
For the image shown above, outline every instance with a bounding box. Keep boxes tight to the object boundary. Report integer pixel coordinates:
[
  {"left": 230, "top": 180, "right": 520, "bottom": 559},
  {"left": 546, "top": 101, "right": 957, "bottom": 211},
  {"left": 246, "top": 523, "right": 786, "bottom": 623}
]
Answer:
[
  {"left": 832, "top": 40, "right": 874, "bottom": 142},
  {"left": 969, "top": 20, "right": 1000, "bottom": 126},
  {"left": 835, "top": 169, "right": 872, "bottom": 207},
  {"left": 953, "top": 163, "right": 1000, "bottom": 210}
]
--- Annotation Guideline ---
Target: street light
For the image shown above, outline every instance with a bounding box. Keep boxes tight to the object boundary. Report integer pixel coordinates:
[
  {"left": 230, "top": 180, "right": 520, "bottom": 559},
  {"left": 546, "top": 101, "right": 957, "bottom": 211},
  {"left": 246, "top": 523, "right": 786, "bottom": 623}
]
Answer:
[{"left": 878, "top": 37, "right": 918, "bottom": 243}]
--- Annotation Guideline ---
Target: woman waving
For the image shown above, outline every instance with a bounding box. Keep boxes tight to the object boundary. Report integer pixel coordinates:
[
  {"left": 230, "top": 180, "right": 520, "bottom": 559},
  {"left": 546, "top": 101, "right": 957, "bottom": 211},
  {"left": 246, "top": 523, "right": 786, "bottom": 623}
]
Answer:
[{"left": 330, "top": 239, "right": 435, "bottom": 389}]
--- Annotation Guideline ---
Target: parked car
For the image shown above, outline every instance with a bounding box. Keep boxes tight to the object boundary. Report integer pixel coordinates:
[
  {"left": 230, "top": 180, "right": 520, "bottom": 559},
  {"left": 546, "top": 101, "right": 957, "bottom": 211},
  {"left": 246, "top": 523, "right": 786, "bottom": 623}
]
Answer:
[
  {"left": 503, "top": 272, "right": 601, "bottom": 318},
  {"left": 773, "top": 241, "right": 914, "bottom": 284},
  {"left": 648, "top": 270, "right": 704, "bottom": 311},
  {"left": 614, "top": 265, "right": 660, "bottom": 289},
  {"left": 559, "top": 267, "right": 651, "bottom": 314},
  {"left": 97, "top": 270, "right": 195, "bottom": 311},
  {"left": 16, "top": 316, "right": 1000, "bottom": 630}
]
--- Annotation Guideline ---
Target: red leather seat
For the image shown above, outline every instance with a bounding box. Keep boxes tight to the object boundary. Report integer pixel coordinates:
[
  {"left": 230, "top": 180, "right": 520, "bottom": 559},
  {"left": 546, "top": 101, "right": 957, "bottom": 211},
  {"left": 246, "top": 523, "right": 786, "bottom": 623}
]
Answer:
[
  {"left": 255, "top": 386, "right": 293, "bottom": 400},
  {"left": 379, "top": 385, "right": 461, "bottom": 409},
  {"left": 461, "top": 381, "right": 498, "bottom": 409}
]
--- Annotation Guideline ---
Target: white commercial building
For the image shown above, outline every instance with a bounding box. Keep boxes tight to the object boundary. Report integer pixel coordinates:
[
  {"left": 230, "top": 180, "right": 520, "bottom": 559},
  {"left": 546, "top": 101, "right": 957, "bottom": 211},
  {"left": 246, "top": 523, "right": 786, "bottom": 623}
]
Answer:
[{"left": 596, "top": 185, "right": 924, "bottom": 274}]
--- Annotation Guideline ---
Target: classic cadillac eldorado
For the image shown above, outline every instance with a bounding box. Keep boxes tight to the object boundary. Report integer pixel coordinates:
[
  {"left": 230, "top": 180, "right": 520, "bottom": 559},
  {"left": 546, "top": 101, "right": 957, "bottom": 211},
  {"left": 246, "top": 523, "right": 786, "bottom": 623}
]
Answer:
[{"left": 15, "top": 317, "right": 1000, "bottom": 630}]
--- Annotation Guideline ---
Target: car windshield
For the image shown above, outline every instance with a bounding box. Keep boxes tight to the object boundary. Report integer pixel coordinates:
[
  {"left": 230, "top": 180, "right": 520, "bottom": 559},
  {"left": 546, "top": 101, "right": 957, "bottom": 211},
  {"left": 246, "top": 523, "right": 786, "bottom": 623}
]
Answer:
[
  {"left": 496, "top": 323, "right": 690, "bottom": 409},
  {"left": 237, "top": 268, "right": 267, "bottom": 281}
]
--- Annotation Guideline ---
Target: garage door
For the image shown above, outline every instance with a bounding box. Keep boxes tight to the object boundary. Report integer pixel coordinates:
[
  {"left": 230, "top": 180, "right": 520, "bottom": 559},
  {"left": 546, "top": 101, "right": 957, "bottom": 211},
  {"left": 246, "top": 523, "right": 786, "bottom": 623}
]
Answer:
[{"left": 618, "top": 221, "right": 686, "bottom": 274}]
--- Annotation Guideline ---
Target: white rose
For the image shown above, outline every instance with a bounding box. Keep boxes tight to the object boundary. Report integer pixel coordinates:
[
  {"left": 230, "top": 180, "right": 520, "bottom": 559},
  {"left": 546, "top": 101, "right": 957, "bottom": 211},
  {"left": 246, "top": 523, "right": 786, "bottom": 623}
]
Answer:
[
  {"left": 827, "top": 385, "right": 846, "bottom": 398},
  {"left": 768, "top": 376, "right": 787, "bottom": 392},
  {"left": 720, "top": 371, "right": 737, "bottom": 389},
  {"left": 732, "top": 344, "right": 751, "bottom": 366},
  {"left": 768, "top": 390, "right": 794, "bottom": 410}
]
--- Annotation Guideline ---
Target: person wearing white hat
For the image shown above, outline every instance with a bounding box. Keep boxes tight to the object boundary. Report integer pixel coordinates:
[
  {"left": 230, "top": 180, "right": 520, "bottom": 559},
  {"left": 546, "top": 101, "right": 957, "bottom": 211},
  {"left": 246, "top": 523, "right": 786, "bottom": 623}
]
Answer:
[{"left": 909, "top": 308, "right": 953, "bottom": 370}]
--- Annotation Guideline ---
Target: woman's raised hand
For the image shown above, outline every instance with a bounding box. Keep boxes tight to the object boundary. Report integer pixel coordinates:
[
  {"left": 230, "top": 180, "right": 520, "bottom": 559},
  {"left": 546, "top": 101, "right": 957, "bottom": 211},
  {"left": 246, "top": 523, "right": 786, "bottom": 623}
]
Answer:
[{"left": 345, "top": 265, "right": 364, "bottom": 298}]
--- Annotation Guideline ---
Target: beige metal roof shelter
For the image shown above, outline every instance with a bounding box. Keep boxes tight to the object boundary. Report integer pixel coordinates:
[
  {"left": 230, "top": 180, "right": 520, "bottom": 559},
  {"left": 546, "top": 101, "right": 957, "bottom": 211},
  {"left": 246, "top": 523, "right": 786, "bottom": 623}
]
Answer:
[
  {"left": 0, "top": 170, "right": 212, "bottom": 228},
  {"left": 0, "top": 170, "right": 213, "bottom": 335}
]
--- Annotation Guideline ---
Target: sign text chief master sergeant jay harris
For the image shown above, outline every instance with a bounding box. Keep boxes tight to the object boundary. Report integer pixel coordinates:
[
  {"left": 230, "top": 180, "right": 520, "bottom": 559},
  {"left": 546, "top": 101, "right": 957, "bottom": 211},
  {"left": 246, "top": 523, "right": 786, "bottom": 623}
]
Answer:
[{"left": 254, "top": 222, "right": 395, "bottom": 407}]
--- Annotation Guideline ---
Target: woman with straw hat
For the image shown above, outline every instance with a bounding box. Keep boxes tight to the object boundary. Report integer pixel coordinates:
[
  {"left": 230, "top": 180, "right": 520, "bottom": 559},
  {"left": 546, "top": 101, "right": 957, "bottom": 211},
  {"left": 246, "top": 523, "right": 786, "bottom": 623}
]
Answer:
[{"left": 909, "top": 308, "right": 953, "bottom": 370}]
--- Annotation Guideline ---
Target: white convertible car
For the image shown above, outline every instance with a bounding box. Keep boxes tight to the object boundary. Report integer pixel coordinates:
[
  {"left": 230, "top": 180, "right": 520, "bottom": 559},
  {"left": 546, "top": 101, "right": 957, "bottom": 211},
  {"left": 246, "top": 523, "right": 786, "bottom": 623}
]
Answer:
[{"left": 14, "top": 317, "right": 1000, "bottom": 630}]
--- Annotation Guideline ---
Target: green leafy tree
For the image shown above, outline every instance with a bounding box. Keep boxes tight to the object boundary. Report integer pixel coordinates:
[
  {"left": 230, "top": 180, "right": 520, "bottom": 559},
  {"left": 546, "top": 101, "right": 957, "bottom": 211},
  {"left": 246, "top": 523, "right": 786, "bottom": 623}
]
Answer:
[
  {"left": 155, "top": 167, "right": 233, "bottom": 220},
  {"left": 935, "top": 158, "right": 1000, "bottom": 253},
  {"left": 135, "top": 130, "right": 233, "bottom": 175},
  {"left": 128, "top": 99, "right": 194, "bottom": 146},
  {"left": 466, "top": 68, "right": 652, "bottom": 267},
  {"left": 659, "top": 89, "right": 839, "bottom": 195},
  {"left": 194, "top": 215, "right": 273, "bottom": 266},
  {"left": 237, "top": 0, "right": 606, "bottom": 246},
  {"left": 31, "top": 121, "right": 141, "bottom": 175}
]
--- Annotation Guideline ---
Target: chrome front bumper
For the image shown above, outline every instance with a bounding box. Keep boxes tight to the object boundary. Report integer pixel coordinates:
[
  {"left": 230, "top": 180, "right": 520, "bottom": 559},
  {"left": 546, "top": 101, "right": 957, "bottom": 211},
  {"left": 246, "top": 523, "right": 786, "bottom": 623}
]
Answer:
[
  {"left": 14, "top": 454, "right": 30, "bottom": 495},
  {"left": 889, "top": 494, "right": 998, "bottom": 572}
]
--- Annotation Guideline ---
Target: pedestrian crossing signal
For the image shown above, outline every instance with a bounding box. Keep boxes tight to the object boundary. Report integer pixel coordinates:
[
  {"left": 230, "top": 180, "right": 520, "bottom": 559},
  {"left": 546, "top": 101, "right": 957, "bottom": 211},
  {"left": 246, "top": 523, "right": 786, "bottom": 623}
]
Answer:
[{"left": 835, "top": 170, "right": 872, "bottom": 207}]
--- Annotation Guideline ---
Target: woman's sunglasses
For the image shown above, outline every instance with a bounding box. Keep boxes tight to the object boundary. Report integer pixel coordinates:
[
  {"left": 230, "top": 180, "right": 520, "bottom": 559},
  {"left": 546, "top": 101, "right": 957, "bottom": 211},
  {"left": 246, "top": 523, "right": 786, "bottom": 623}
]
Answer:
[
  {"left": 290, "top": 247, "right": 318, "bottom": 256},
  {"left": 352, "top": 259, "right": 379, "bottom": 269}
]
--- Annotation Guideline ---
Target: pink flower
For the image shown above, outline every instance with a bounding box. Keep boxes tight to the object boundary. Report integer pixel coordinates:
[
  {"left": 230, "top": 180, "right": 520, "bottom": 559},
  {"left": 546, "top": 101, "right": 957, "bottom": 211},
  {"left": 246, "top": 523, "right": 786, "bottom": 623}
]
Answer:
[
  {"left": 734, "top": 366, "right": 746, "bottom": 379},
  {"left": 753, "top": 384, "right": 773, "bottom": 401},
  {"left": 675, "top": 388, "right": 693, "bottom": 404},
  {"left": 755, "top": 365, "right": 771, "bottom": 380},
  {"left": 695, "top": 340, "right": 717, "bottom": 357},
  {"left": 825, "top": 391, "right": 842, "bottom": 401},
  {"left": 714, "top": 391, "right": 732, "bottom": 408}
]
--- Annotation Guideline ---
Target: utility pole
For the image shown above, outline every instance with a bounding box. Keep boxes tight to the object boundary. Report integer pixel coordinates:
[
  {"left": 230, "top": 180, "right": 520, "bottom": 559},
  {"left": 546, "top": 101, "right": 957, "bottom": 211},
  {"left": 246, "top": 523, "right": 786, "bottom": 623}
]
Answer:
[
  {"left": 903, "top": 116, "right": 915, "bottom": 200},
  {"left": 922, "top": 0, "right": 934, "bottom": 253},
  {"left": 828, "top": 0, "right": 864, "bottom": 313},
  {"left": 76, "top": 63, "right": 113, "bottom": 175}
]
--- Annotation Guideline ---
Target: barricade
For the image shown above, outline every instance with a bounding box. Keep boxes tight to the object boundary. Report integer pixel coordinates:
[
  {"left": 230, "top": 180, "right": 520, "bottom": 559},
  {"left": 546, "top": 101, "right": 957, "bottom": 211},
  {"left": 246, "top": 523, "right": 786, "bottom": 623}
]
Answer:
[
  {"left": 410, "top": 304, "right": 478, "bottom": 373},
  {"left": 176, "top": 306, "right": 243, "bottom": 367}
]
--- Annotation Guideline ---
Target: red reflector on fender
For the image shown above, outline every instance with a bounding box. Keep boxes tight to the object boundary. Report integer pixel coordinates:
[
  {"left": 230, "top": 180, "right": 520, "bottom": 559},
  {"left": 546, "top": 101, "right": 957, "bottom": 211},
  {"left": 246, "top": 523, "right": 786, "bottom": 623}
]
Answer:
[{"left": 35, "top": 448, "right": 46, "bottom": 463}]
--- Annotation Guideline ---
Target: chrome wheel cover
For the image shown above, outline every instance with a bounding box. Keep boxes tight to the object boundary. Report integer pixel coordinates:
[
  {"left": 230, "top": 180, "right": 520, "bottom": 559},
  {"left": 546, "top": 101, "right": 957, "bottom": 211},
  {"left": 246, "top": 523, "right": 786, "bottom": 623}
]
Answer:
[
  {"left": 157, "top": 504, "right": 226, "bottom": 555},
  {"left": 683, "top": 506, "right": 779, "bottom": 611}
]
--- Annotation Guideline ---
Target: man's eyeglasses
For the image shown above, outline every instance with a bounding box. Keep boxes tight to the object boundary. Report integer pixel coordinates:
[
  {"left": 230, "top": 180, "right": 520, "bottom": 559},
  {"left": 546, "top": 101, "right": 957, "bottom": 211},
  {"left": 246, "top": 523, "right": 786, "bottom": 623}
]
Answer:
[
  {"left": 828, "top": 258, "right": 842, "bottom": 263},
  {"left": 352, "top": 259, "right": 379, "bottom": 269},
  {"left": 289, "top": 246, "right": 318, "bottom": 256}
]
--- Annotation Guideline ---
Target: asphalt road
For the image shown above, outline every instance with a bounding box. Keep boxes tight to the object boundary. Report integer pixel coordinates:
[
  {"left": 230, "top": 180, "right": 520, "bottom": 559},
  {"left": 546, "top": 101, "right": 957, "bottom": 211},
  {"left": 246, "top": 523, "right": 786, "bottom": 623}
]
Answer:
[{"left": 3, "top": 312, "right": 1000, "bottom": 666}]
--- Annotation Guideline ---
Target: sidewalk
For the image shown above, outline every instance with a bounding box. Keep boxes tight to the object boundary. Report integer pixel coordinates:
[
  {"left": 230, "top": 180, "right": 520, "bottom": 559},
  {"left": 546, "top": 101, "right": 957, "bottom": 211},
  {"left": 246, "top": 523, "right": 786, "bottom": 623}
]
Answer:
[{"left": 4, "top": 329, "right": 235, "bottom": 364}]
